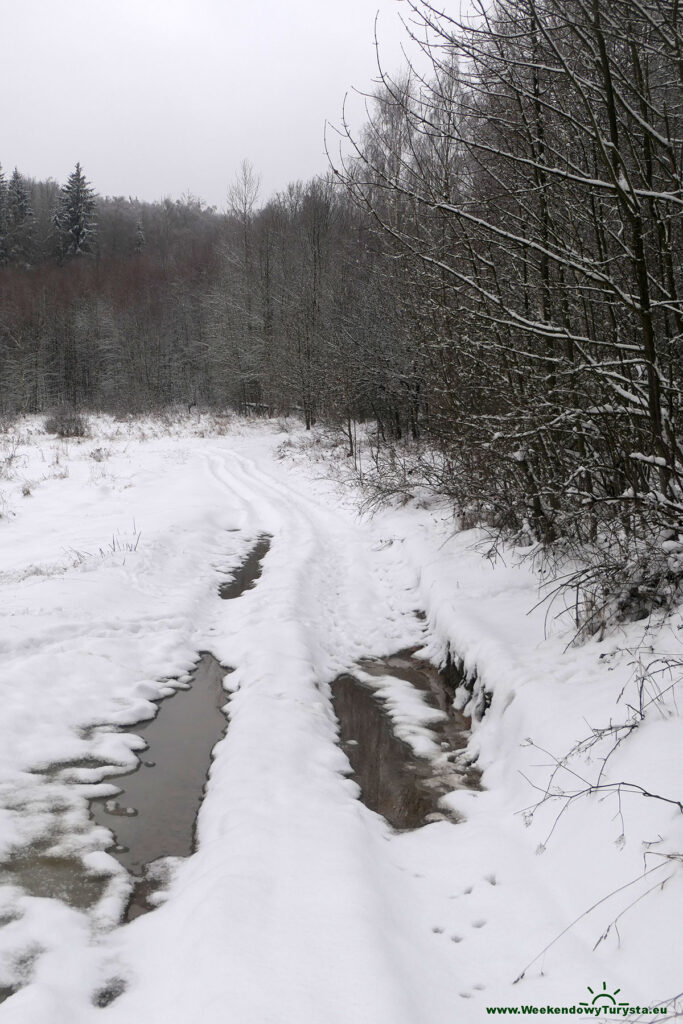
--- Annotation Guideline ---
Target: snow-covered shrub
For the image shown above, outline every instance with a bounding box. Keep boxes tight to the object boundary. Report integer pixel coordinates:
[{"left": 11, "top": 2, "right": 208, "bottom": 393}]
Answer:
[{"left": 43, "top": 408, "right": 89, "bottom": 438}]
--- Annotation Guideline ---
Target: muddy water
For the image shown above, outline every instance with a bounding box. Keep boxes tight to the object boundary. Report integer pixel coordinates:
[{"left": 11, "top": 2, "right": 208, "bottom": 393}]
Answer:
[
  {"left": 218, "top": 535, "right": 271, "bottom": 598},
  {"left": 0, "top": 853, "right": 108, "bottom": 909},
  {"left": 0, "top": 539, "right": 278, "bottom": 1002},
  {"left": 0, "top": 537, "right": 276, "bottom": 928},
  {"left": 332, "top": 649, "right": 479, "bottom": 830},
  {"left": 91, "top": 652, "right": 229, "bottom": 917},
  {"left": 359, "top": 649, "right": 480, "bottom": 790},
  {"left": 0, "top": 653, "right": 230, "bottom": 929}
]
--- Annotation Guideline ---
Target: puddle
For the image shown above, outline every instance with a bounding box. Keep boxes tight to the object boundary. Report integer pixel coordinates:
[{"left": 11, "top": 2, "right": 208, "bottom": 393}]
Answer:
[
  {"left": 359, "top": 650, "right": 479, "bottom": 784},
  {"left": 0, "top": 855, "right": 107, "bottom": 909},
  {"left": 91, "top": 652, "right": 229, "bottom": 917},
  {"left": 0, "top": 653, "right": 230, "bottom": 923},
  {"left": 332, "top": 649, "right": 479, "bottom": 830},
  {"left": 218, "top": 535, "right": 271, "bottom": 598},
  {"left": 0, "top": 537, "right": 274, "bottom": 939}
]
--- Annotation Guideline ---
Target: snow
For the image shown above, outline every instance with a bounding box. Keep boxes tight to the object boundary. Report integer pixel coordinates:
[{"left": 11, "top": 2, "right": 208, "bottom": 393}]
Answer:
[
  {"left": 353, "top": 668, "right": 446, "bottom": 758},
  {"left": 0, "top": 415, "right": 680, "bottom": 1022}
]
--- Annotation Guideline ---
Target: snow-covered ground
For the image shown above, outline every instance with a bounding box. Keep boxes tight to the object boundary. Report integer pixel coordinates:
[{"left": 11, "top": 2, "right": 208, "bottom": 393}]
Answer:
[{"left": 0, "top": 415, "right": 680, "bottom": 1023}]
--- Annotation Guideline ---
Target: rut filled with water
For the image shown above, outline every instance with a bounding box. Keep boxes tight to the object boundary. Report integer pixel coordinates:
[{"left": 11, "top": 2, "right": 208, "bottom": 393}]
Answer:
[
  {"left": 93, "top": 651, "right": 229, "bottom": 918},
  {"left": 332, "top": 648, "right": 480, "bottom": 830},
  {"left": 0, "top": 651, "right": 231, "bottom": 927},
  {"left": 0, "top": 535, "right": 273, "bottom": 931},
  {"left": 218, "top": 534, "right": 271, "bottom": 598}
]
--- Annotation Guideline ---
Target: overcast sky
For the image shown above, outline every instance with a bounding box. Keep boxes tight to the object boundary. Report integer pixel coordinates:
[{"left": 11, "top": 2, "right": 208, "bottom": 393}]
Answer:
[{"left": 0, "top": 0, "right": 417, "bottom": 209}]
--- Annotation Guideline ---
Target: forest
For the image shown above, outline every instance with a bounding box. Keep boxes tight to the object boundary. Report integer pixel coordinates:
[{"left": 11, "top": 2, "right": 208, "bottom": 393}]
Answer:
[
  {"left": 1, "top": 0, "right": 681, "bottom": 620},
  {"left": 0, "top": 2, "right": 681, "bottom": 1011}
]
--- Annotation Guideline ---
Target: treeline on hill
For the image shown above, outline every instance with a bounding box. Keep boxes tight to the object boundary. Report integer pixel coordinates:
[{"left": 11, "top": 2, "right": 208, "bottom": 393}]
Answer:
[{"left": 1, "top": 0, "right": 682, "bottom": 621}]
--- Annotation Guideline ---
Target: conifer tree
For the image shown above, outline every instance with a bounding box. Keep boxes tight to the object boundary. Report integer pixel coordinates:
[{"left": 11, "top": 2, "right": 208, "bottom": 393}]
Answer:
[
  {"left": 0, "top": 165, "right": 7, "bottom": 265},
  {"left": 134, "top": 220, "right": 145, "bottom": 255},
  {"left": 54, "top": 162, "right": 97, "bottom": 260},
  {"left": 6, "top": 168, "right": 33, "bottom": 263}
]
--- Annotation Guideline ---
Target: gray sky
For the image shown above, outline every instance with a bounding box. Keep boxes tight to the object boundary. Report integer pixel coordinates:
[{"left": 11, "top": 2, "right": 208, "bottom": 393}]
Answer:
[{"left": 0, "top": 0, "right": 414, "bottom": 209}]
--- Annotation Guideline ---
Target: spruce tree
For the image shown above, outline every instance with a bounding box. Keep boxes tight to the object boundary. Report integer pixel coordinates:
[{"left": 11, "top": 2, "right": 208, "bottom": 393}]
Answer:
[
  {"left": 6, "top": 168, "right": 33, "bottom": 264},
  {"left": 54, "top": 162, "right": 97, "bottom": 260},
  {"left": 0, "top": 165, "right": 7, "bottom": 265},
  {"left": 134, "top": 220, "right": 145, "bottom": 255}
]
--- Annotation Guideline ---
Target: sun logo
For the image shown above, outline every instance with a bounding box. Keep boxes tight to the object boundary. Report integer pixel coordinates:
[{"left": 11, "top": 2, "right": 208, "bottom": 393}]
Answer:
[{"left": 580, "top": 982, "right": 629, "bottom": 1008}]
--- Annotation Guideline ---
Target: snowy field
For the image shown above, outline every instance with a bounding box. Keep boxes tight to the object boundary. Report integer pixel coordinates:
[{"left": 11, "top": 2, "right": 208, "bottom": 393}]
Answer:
[{"left": 0, "top": 414, "right": 680, "bottom": 1023}]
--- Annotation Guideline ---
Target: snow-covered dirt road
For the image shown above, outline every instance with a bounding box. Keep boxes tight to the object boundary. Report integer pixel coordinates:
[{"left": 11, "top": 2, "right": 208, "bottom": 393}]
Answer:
[{"left": 0, "top": 418, "right": 680, "bottom": 1023}]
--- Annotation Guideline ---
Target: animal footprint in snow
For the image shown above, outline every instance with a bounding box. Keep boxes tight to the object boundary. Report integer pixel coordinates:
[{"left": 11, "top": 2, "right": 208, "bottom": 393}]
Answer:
[
  {"left": 485, "top": 874, "right": 497, "bottom": 886},
  {"left": 471, "top": 919, "right": 487, "bottom": 928},
  {"left": 450, "top": 935, "right": 463, "bottom": 943},
  {"left": 92, "top": 978, "right": 127, "bottom": 1008},
  {"left": 431, "top": 926, "right": 444, "bottom": 934}
]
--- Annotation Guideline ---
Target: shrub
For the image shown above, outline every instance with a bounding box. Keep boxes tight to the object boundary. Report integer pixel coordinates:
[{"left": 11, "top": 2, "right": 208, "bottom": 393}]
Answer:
[{"left": 44, "top": 407, "right": 89, "bottom": 438}]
